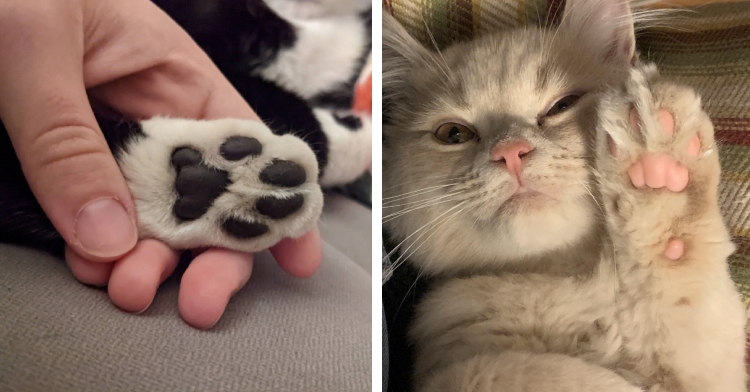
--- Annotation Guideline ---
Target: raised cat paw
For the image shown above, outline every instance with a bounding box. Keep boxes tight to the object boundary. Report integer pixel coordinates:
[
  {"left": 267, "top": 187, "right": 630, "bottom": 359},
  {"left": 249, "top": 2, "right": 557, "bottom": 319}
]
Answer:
[
  {"left": 596, "top": 63, "right": 720, "bottom": 263},
  {"left": 116, "top": 117, "right": 323, "bottom": 253}
]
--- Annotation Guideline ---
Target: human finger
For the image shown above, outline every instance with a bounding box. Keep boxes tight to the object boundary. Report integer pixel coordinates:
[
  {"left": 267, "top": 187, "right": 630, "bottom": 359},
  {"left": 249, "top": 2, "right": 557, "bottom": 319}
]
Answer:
[
  {"left": 0, "top": 4, "right": 137, "bottom": 260},
  {"left": 270, "top": 227, "right": 322, "bottom": 278},
  {"left": 178, "top": 248, "right": 254, "bottom": 329},
  {"left": 65, "top": 245, "right": 115, "bottom": 286},
  {"left": 108, "top": 239, "right": 180, "bottom": 313}
]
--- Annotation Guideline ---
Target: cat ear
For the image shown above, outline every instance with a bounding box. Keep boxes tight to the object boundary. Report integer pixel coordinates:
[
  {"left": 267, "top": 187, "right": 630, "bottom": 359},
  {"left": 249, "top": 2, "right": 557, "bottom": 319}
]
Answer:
[
  {"left": 558, "top": 0, "right": 636, "bottom": 64},
  {"left": 383, "top": 12, "right": 434, "bottom": 102}
]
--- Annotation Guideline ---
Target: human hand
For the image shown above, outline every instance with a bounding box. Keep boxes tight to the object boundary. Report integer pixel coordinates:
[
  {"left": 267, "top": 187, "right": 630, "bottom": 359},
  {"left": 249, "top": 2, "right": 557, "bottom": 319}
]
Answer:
[{"left": 0, "top": 0, "right": 322, "bottom": 329}]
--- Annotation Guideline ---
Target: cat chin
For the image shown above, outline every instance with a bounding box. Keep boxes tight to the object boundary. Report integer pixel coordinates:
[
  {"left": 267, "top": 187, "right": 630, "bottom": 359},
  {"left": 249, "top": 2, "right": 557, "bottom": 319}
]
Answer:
[
  {"left": 404, "top": 198, "right": 599, "bottom": 276},
  {"left": 505, "top": 198, "right": 597, "bottom": 255}
]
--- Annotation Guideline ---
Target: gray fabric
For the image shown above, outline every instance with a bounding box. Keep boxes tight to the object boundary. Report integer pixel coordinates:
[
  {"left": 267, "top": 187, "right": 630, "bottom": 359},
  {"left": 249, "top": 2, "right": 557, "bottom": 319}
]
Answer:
[
  {"left": 0, "top": 194, "right": 371, "bottom": 392},
  {"left": 320, "top": 194, "right": 372, "bottom": 274}
]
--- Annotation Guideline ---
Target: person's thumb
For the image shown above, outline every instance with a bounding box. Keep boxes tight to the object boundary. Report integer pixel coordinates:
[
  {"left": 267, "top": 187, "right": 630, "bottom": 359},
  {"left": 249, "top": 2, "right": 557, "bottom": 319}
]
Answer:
[{"left": 0, "top": 5, "right": 138, "bottom": 261}]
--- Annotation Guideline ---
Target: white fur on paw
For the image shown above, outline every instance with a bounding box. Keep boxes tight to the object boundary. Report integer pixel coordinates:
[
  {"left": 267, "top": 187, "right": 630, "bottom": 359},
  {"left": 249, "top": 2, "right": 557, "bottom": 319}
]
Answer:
[
  {"left": 315, "top": 108, "right": 372, "bottom": 186},
  {"left": 117, "top": 117, "right": 323, "bottom": 253}
]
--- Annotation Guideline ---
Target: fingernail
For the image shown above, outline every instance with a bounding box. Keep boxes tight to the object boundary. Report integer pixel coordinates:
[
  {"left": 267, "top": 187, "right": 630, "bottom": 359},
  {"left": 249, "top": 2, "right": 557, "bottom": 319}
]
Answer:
[
  {"left": 133, "top": 299, "right": 154, "bottom": 315},
  {"left": 75, "top": 197, "right": 137, "bottom": 258}
]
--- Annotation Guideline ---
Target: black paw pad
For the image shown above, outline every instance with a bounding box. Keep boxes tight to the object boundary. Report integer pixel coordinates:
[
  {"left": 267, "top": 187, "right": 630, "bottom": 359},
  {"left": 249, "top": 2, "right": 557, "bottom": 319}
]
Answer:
[
  {"left": 259, "top": 160, "right": 306, "bottom": 188},
  {"left": 171, "top": 147, "right": 202, "bottom": 168},
  {"left": 334, "top": 113, "right": 363, "bottom": 130},
  {"left": 172, "top": 148, "right": 230, "bottom": 221},
  {"left": 256, "top": 194, "right": 304, "bottom": 219},
  {"left": 220, "top": 136, "right": 262, "bottom": 161},
  {"left": 222, "top": 218, "right": 268, "bottom": 239}
]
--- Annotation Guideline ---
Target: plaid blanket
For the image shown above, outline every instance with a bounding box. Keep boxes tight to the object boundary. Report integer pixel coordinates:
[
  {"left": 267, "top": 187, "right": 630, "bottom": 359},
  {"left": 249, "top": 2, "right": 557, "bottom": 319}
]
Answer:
[{"left": 384, "top": 0, "right": 750, "bottom": 386}]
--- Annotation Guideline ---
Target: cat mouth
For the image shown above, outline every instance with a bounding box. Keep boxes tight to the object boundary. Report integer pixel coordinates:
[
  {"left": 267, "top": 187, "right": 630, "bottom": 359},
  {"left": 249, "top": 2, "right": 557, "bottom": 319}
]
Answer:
[
  {"left": 512, "top": 185, "right": 542, "bottom": 196},
  {"left": 506, "top": 186, "right": 550, "bottom": 203}
]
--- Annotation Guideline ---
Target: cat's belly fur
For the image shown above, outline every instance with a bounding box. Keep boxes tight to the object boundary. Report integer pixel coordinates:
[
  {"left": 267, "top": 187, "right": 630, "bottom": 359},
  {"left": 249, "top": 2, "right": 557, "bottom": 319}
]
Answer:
[{"left": 410, "top": 256, "right": 746, "bottom": 391}]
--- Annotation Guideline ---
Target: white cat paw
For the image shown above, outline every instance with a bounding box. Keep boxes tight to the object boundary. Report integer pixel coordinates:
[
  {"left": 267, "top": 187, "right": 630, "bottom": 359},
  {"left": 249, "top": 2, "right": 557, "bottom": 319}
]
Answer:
[{"left": 116, "top": 117, "right": 323, "bottom": 253}]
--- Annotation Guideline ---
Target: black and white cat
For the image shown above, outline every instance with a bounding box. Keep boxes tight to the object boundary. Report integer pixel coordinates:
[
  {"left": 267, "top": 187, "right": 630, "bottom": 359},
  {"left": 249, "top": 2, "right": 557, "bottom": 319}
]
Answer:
[{"left": 0, "top": 0, "right": 372, "bottom": 254}]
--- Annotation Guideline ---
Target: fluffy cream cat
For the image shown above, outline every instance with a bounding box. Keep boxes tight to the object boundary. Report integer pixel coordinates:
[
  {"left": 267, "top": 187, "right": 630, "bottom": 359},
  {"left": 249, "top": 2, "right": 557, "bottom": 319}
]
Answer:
[{"left": 382, "top": 0, "right": 747, "bottom": 390}]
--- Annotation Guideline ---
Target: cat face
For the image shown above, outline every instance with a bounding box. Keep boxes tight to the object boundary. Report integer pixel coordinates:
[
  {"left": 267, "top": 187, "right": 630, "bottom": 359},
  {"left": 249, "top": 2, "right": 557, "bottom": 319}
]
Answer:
[{"left": 383, "top": 0, "right": 636, "bottom": 275}]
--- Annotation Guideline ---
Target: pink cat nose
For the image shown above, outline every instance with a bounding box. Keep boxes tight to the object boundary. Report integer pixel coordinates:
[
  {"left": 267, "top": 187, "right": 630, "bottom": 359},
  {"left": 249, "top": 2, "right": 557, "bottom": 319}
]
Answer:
[{"left": 490, "top": 140, "right": 534, "bottom": 182}]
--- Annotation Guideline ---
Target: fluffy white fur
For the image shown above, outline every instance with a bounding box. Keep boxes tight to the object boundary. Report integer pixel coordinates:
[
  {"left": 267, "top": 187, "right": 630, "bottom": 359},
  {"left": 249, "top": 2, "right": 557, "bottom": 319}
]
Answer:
[
  {"left": 315, "top": 108, "right": 373, "bottom": 186},
  {"left": 118, "top": 117, "right": 323, "bottom": 253},
  {"left": 383, "top": 0, "right": 747, "bottom": 390},
  {"left": 257, "top": 4, "right": 372, "bottom": 186},
  {"left": 258, "top": 13, "right": 368, "bottom": 100},
  {"left": 265, "top": 0, "right": 370, "bottom": 19}
]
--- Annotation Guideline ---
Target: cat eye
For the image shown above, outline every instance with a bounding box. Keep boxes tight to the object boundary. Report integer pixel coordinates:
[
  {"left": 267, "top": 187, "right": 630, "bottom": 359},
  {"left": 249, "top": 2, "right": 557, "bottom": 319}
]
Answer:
[
  {"left": 544, "top": 94, "right": 581, "bottom": 117},
  {"left": 433, "top": 122, "right": 477, "bottom": 144}
]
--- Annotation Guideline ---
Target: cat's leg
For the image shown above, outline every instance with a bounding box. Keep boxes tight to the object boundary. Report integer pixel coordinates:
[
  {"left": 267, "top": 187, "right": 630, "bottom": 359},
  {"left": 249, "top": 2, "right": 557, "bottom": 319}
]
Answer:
[
  {"left": 113, "top": 117, "right": 323, "bottom": 253},
  {"left": 595, "top": 64, "right": 746, "bottom": 391},
  {"left": 420, "top": 352, "right": 642, "bottom": 392},
  {"left": 311, "top": 107, "right": 372, "bottom": 186},
  {"left": 229, "top": 75, "right": 371, "bottom": 187}
]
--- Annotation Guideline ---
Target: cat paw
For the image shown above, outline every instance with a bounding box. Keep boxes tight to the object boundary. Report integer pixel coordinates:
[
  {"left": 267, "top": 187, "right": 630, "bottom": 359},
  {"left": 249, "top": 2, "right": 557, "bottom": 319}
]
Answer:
[
  {"left": 116, "top": 117, "right": 323, "bottom": 253},
  {"left": 616, "top": 109, "right": 700, "bottom": 193},
  {"left": 596, "top": 63, "right": 720, "bottom": 262},
  {"left": 314, "top": 108, "right": 372, "bottom": 186}
]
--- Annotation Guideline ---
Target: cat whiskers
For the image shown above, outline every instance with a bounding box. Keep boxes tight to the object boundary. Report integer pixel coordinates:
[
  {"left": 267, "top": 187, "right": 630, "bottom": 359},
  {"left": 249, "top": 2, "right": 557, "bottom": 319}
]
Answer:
[
  {"left": 420, "top": 14, "right": 452, "bottom": 82},
  {"left": 391, "top": 205, "right": 468, "bottom": 301},
  {"left": 383, "top": 174, "right": 468, "bottom": 191},
  {"left": 382, "top": 191, "right": 466, "bottom": 223},
  {"left": 383, "top": 180, "right": 465, "bottom": 204},
  {"left": 577, "top": 178, "right": 604, "bottom": 215},
  {"left": 383, "top": 200, "right": 469, "bottom": 284}
]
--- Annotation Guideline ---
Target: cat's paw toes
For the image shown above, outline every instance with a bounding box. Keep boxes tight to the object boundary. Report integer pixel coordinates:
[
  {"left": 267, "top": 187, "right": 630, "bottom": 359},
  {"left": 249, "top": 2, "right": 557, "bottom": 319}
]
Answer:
[
  {"left": 172, "top": 147, "right": 231, "bottom": 220},
  {"left": 610, "top": 107, "right": 698, "bottom": 193},
  {"left": 624, "top": 105, "right": 703, "bottom": 193},
  {"left": 601, "top": 64, "right": 714, "bottom": 193},
  {"left": 627, "top": 154, "right": 688, "bottom": 192},
  {"left": 117, "top": 117, "right": 324, "bottom": 253}
]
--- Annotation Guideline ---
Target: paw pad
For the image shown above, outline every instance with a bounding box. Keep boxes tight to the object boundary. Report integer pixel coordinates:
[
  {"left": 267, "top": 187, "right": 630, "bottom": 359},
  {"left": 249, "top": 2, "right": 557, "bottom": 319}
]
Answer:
[
  {"left": 624, "top": 109, "right": 699, "bottom": 193},
  {"left": 170, "top": 147, "right": 310, "bottom": 237},
  {"left": 665, "top": 239, "right": 684, "bottom": 260},
  {"left": 222, "top": 218, "right": 268, "bottom": 239},
  {"left": 172, "top": 147, "right": 230, "bottom": 221},
  {"left": 219, "top": 136, "right": 262, "bottom": 161},
  {"left": 256, "top": 194, "right": 305, "bottom": 219},
  {"left": 121, "top": 118, "right": 323, "bottom": 253},
  {"left": 259, "top": 159, "right": 307, "bottom": 187}
]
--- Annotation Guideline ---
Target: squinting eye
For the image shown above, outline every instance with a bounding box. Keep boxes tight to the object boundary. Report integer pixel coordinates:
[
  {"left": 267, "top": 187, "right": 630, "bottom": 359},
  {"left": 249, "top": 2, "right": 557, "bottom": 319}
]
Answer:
[
  {"left": 434, "top": 122, "right": 477, "bottom": 144},
  {"left": 545, "top": 94, "right": 581, "bottom": 117}
]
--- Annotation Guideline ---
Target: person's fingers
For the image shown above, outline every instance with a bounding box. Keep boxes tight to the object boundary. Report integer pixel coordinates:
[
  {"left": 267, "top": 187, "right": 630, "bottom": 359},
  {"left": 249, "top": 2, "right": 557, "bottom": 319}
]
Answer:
[
  {"left": 65, "top": 245, "right": 114, "bottom": 287},
  {"left": 91, "top": 57, "right": 261, "bottom": 121},
  {"left": 178, "top": 249, "right": 254, "bottom": 329},
  {"left": 270, "top": 227, "right": 323, "bottom": 278},
  {"left": 108, "top": 239, "right": 180, "bottom": 313},
  {"left": 0, "top": 3, "right": 137, "bottom": 261},
  {"left": 81, "top": 0, "right": 260, "bottom": 121}
]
